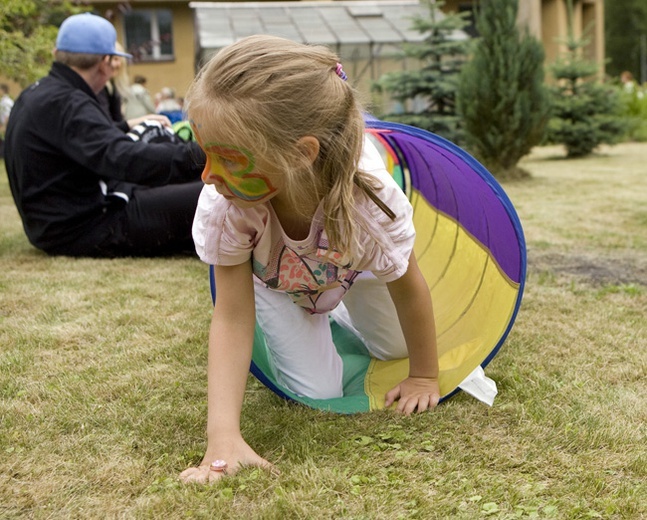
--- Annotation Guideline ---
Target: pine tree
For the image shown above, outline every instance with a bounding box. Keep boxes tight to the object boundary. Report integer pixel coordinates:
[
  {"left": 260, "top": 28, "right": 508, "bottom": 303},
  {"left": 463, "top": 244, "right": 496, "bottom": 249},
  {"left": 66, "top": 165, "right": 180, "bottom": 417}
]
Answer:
[
  {"left": 456, "top": 0, "right": 550, "bottom": 179},
  {"left": 547, "top": 0, "right": 627, "bottom": 157},
  {"left": 372, "top": 0, "right": 471, "bottom": 144}
]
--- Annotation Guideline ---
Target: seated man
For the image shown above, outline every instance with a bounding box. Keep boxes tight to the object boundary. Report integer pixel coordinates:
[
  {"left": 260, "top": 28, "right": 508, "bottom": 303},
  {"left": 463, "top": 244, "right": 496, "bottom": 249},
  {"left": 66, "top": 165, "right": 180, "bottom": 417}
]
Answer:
[{"left": 4, "top": 13, "right": 206, "bottom": 257}]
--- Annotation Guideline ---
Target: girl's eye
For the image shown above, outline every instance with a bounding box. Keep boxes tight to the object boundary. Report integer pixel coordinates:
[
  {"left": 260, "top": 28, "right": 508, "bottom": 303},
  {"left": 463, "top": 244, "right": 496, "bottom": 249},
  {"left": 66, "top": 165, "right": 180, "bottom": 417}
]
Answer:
[{"left": 219, "top": 157, "right": 243, "bottom": 171}]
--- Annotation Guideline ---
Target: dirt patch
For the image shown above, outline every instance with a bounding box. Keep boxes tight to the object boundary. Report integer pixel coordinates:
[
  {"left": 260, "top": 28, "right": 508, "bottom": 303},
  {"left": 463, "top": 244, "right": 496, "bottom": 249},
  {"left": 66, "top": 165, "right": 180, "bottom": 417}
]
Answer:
[{"left": 527, "top": 250, "right": 647, "bottom": 287}]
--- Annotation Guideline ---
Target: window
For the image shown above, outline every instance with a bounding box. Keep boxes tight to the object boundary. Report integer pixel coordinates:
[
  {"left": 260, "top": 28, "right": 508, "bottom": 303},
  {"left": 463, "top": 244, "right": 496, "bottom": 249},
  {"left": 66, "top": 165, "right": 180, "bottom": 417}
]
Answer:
[{"left": 124, "top": 9, "right": 174, "bottom": 62}]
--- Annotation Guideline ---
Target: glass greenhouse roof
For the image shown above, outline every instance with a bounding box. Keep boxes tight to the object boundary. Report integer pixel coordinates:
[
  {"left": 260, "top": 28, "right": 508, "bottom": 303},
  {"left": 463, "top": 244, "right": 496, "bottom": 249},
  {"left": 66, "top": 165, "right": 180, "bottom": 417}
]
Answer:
[{"left": 191, "top": 1, "right": 432, "bottom": 49}]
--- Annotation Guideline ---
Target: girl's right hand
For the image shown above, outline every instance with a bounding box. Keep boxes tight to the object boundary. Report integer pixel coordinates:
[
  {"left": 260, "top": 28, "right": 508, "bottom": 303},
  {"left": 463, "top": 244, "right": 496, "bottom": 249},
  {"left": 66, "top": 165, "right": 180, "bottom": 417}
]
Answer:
[{"left": 179, "top": 437, "right": 276, "bottom": 484}]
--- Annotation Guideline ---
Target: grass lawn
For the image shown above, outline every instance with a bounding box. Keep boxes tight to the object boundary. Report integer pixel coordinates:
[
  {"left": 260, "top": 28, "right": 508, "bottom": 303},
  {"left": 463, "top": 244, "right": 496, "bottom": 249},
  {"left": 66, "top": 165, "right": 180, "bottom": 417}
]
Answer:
[{"left": 1, "top": 143, "right": 645, "bottom": 519}]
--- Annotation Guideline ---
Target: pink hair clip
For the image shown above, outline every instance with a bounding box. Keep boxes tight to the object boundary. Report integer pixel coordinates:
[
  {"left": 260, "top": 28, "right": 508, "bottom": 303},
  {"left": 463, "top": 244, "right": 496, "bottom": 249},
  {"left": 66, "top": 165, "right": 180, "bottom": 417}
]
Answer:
[{"left": 335, "top": 63, "right": 348, "bottom": 81}]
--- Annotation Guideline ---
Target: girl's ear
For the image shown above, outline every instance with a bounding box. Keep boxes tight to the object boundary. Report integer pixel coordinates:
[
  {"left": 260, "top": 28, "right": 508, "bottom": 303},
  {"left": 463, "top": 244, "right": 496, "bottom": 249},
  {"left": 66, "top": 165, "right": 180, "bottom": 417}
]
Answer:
[{"left": 297, "top": 136, "right": 320, "bottom": 165}]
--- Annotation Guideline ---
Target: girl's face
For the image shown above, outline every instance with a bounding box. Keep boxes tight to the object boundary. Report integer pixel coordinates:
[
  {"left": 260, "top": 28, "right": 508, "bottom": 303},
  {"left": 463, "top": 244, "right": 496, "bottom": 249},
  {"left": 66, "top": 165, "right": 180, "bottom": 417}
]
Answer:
[{"left": 192, "top": 123, "right": 282, "bottom": 207}]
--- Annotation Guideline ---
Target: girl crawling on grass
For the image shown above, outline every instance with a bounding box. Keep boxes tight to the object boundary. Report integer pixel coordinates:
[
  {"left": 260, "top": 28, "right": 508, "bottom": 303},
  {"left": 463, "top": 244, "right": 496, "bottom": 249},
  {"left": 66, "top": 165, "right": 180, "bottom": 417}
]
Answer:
[{"left": 180, "top": 35, "right": 439, "bottom": 484}]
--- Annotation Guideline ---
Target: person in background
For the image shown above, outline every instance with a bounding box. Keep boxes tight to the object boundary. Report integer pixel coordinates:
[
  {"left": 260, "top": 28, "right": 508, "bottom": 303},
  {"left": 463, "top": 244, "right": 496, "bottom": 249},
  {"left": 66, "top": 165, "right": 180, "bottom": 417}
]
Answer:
[
  {"left": 155, "top": 86, "right": 184, "bottom": 123},
  {"left": 620, "top": 70, "right": 636, "bottom": 94},
  {"left": 155, "top": 86, "right": 182, "bottom": 113},
  {"left": 0, "top": 83, "right": 14, "bottom": 156},
  {"left": 97, "top": 42, "right": 130, "bottom": 123},
  {"left": 0, "top": 83, "right": 14, "bottom": 128},
  {"left": 124, "top": 75, "right": 156, "bottom": 119},
  {"left": 4, "top": 13, "right": 206, "bottom": 257}
]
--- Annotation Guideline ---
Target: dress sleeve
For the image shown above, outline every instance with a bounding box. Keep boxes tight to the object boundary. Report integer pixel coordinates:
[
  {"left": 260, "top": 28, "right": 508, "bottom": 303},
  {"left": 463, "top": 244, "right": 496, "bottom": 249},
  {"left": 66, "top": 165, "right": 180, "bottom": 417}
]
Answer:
[
  {"left": 354, "top": 136, "right": 416, "bottom": 282},
  {"left": 192, "top": 184, "right": 268, "bottom": 265}
]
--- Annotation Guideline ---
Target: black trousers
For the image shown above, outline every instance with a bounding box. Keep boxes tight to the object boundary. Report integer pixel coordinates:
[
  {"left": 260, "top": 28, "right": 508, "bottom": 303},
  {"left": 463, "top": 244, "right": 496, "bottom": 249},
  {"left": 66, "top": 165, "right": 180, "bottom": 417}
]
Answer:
[{"left": 57, "top": 181, "right": 204, "bottom": 258}]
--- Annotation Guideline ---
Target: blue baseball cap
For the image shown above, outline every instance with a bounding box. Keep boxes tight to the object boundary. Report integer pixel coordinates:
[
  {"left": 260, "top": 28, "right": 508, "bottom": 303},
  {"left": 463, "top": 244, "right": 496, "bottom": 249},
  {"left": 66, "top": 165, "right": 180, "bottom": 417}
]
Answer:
[{"left": 56, "top": 13, "right": 132, "bottom": 58}]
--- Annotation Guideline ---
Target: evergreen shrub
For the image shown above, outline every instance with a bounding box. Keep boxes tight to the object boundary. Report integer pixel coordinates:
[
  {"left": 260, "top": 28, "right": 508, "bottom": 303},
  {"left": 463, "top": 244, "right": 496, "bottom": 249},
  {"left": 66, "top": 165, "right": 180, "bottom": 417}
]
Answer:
[
  {"left": 372, "top": 0, "right": 471, "bottom": 145},
  {"left": 457, "top": 0, "right": 550, "bottom": 179}
]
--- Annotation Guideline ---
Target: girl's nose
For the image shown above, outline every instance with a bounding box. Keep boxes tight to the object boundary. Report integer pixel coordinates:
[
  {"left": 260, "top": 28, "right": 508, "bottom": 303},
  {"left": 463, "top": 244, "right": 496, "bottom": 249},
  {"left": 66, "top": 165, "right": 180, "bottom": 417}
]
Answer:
[{"left": 201, "top": 155, "right": 227, "bottom": 185}]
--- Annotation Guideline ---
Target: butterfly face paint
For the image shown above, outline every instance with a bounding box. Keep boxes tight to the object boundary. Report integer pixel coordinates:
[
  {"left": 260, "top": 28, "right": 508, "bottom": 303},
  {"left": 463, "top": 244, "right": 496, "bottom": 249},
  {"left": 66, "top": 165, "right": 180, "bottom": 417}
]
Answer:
[{"left": 192, "top": 123, "right": 278, "bottom": 202}]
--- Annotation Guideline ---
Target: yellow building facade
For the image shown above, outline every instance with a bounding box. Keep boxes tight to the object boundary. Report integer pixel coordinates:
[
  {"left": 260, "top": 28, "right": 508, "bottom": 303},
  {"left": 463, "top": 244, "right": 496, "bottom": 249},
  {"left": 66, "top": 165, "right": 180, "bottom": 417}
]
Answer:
[
  {"left": 442, "top": 0, "right": 605, "bottom": 78},
  {"left": 90, "top": 0, "right": 606, "bottom": 101},
  {"left": 91, "top": 1, "right": 198, "bottom": 101},
  {"left": 2, "top": 1, "right": 607, "bottom": 104}
]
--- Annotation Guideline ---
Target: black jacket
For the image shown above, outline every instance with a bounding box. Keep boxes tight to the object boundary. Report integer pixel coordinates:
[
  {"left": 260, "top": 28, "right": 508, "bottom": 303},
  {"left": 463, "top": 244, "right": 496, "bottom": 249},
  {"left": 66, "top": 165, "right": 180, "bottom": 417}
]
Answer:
[
  {"left": 98, "top": 80, "right": 125, "bottom": 123},
  {"left": 4, "top": 62, "right": 205, "bottom": 253}
]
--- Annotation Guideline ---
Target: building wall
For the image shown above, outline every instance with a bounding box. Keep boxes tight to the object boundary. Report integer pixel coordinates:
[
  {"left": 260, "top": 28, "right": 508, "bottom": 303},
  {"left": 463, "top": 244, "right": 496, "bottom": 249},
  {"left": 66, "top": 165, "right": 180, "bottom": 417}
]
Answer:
[
  {"left": 442, "top": 0, "right": 605, "bottom": 77},
  {"left": 582, "top": 0, "right": 605, "bottom": 69},
  {"left": 1, "top": 0, "right": 607, "bottom": 105},
  {"left": 517, "top": 0, "right": 543, "bottom": 38},
  {"left": 93, "top": 1, "right": 197, "bottom": 101},
  {"left": 541, "top": 0, "right": 567, "bottom": 70},
  {"left": 96, "top": 0, "right": 606, "bottom": 100}
]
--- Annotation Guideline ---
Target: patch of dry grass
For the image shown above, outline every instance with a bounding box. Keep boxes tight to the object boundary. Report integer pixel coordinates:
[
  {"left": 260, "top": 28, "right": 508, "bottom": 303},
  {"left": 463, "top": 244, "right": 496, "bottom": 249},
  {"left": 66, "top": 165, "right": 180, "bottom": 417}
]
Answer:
[{"left": 1, "top": 144, "right": 646, "bottom": 519}]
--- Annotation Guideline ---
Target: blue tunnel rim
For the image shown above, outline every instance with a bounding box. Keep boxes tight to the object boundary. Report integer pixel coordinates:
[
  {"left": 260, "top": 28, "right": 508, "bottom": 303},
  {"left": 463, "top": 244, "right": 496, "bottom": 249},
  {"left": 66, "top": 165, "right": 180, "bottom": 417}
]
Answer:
[
  {"left": 207, "top": 120, "right": 527, "bottom": 409},
  {"left": 364, "top": 120, "right": 528, "bottom": 373}
]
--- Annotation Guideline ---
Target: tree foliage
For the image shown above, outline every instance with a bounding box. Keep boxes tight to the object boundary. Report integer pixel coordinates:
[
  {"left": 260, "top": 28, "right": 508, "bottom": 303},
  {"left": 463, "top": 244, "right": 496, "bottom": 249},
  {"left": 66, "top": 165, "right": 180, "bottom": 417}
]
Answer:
[
  {"left": 456, "top": 0, "right": 550, "bottom": 179},
  {"left": 604, "top": 0, "right": 647, "bottom": 81},
  {"left": 372, "top": 0, "right": 471, "bottom": 144},
  {"left": 547, "top": 0, "right": 627, "bottom": 157},
  {"left": 0, "top": 0, "right": 87, "bottom": 88}
]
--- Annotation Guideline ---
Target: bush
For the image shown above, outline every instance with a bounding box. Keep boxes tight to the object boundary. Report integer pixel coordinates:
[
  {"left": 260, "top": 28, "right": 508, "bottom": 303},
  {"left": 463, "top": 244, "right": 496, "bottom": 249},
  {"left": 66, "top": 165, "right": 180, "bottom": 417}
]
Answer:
[
  {"left": 618, "top": 87, "right": 647, "bottom": 142},
  {"left": 372, "top": 0, "right": 471, "bottom": 145},
  {"left": 545, "top": 0, "right": 627, "bottom": 157},
  {"left": 457, "top": 0, "right": 550, "bottom": 179}
]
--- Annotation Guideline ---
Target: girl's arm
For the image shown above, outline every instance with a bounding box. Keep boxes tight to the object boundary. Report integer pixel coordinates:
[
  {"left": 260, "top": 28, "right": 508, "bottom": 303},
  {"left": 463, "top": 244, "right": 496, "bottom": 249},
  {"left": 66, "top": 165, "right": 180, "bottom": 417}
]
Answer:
[
  {"left": 385, "top": 252, "right": 441, "bottom": 415},
  {"left": 180, "top": 262, "right": 272, "bottom": 483}
]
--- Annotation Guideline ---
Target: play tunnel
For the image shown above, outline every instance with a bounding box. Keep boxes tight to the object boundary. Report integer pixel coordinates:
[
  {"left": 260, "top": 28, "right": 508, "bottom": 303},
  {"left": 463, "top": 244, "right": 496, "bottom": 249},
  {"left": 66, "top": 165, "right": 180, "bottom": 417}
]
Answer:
[{"left": 208, "top": 119, "right": 526, "bottom": 413}]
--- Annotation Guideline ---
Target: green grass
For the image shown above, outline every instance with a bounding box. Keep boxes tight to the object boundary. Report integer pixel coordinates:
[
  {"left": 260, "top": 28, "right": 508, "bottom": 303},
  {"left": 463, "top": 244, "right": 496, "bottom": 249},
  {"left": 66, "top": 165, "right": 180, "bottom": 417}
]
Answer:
[{"left": 1, "top": 143, "right": 646, "bottom": 519}]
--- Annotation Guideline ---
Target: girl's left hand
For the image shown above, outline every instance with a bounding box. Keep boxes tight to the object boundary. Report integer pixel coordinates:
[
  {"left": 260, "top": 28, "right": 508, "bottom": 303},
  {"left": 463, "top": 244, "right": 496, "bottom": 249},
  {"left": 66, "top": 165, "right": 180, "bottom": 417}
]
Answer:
[{"left": 384, "top": 376, "right": 440, "bottom": 415}]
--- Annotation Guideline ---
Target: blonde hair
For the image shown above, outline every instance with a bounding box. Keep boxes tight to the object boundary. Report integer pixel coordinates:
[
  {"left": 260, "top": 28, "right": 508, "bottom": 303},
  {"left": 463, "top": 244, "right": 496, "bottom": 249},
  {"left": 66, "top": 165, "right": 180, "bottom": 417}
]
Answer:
[
  {"left": 185, "top": 35, "right": 394, "bottom": 262},
  {"left": 111, "top": 42, "right": 131, "bottom": 100}
]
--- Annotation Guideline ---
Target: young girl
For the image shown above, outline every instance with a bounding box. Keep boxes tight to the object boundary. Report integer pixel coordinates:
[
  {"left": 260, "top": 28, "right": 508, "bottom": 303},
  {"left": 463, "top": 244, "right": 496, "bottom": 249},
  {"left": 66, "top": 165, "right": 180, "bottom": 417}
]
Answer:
[{"left": 180, "top": 35, "right": 440, "bottom": 484}]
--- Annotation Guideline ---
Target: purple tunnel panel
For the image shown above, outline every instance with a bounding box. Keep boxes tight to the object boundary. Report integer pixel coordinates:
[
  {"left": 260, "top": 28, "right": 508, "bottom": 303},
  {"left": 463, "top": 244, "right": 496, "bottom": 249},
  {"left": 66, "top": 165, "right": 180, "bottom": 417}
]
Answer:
[{"left": 382, "top": 131, "right": 523, "bottom": 284}]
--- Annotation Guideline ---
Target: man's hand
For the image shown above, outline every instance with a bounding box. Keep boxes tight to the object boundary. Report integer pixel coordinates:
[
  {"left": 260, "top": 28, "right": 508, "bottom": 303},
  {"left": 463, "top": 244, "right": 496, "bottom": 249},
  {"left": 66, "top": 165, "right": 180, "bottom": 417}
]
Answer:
[
  {"left": 126, "top": 119, "right": 177, "bottom": 144},
  {"left": 127, "top": 114, "right": 172, "bottom": 130}
]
